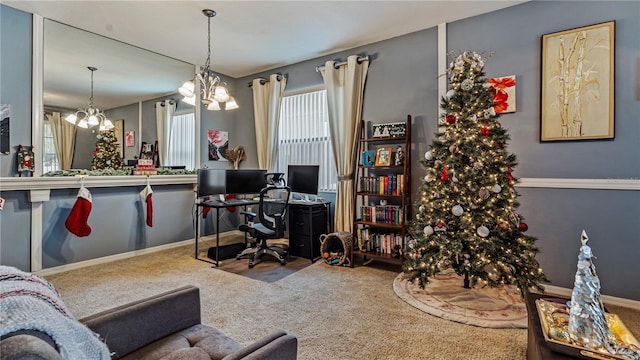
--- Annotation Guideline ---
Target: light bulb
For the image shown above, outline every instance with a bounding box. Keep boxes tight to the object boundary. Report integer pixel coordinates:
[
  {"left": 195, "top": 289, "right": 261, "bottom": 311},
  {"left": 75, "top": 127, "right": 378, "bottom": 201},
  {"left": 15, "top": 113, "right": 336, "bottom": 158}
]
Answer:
[
  {"left": 178, "top": 81, "right": 195, "bottom": 97},
  {"left": 65, "top": 113, "right": 77, "bottom": 124},
  {"left": 182, "top": 95, "right": 196, "bottom": 106},
  {"left": 88, "top": 115, "right": 99, "bottom": 126},
  {"left": 207, "top": 101, "right": 221, "bottom": 111},
  {"left": 213, "top": 85, "right": 230, "bottom": 102}
]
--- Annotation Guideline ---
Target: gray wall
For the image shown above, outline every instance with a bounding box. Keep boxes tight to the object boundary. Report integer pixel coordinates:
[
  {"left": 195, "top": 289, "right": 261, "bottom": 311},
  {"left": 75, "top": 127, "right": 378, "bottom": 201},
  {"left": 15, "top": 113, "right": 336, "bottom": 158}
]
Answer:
[
  {"left": 42, "top": 184, "right": 195, "bottom": 268},
  {"left": 0, "top": 5, "right": 32, "bottom": 176}
]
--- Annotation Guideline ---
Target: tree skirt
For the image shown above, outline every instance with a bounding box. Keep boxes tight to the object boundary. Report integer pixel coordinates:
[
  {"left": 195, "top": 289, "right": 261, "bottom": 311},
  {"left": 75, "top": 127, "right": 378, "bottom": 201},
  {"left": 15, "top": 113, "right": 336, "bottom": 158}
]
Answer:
[{"left": 393, "top": 268, "right": 527, "bottom": 328}]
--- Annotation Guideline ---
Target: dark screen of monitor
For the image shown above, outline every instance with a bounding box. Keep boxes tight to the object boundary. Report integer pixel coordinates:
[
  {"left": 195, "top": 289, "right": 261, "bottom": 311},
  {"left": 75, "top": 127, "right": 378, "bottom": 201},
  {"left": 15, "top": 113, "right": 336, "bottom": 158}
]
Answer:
[
  {"left": 224, "top": 169, "right": 267, "bottom": 195},
  {"left": 197, "top": 169, "right": 226, "bottom": 198},
  {"left": 287, "top": 165, "right": 319, "bottom": 195}
]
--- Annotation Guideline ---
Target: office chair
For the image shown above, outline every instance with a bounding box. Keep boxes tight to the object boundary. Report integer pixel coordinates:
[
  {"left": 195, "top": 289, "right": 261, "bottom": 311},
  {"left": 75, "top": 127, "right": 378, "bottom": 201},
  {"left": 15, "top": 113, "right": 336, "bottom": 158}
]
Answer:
[{"left": 236, "top": 184, "right": 291, "bottom": 268}]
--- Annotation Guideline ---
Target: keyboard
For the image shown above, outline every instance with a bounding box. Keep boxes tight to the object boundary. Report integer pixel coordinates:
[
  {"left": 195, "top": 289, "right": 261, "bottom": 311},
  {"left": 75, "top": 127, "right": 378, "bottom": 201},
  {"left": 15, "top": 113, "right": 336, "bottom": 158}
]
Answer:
[
  {"left": 201, "top": 200, "right": 223, "bottom": 206},
  {"left": 223, "top": 199, "right": 253, "bottom": 205}
]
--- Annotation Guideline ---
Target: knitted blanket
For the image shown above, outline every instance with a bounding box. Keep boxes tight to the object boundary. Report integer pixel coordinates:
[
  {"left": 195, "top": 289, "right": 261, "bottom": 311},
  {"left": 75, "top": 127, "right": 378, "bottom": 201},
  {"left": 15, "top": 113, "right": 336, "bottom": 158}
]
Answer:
[{"left": 0, "top": 265, "right": 111, "bottom": 359}]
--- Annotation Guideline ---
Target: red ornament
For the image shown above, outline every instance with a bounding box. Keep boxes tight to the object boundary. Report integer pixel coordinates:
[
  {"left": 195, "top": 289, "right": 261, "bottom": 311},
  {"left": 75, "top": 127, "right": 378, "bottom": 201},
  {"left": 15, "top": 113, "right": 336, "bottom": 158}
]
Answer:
[
  {"left": 446, "top": 115, "right": 456, "bottom": 124},
  {"left": 497, "top": 141, "right": 504, "bottom": 149},
  {"left": 519, "top": 223, "right": 528, "bottom": 232},
  {"left": 507, "top": 165, "right": 514, "bottom": 181},
  {"left": 481, "top": 122, "right": 490, "bottom": 136},
  {"left": 440, "top": 165, "right": 449, "bottom": 181}
]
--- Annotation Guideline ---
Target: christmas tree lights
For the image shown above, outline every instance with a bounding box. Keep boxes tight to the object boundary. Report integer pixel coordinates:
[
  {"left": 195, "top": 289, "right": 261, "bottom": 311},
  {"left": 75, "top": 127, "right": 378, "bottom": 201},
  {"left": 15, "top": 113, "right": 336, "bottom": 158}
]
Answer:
[{"left": 403, "top": 51, "right": 548, "bottom": 294}]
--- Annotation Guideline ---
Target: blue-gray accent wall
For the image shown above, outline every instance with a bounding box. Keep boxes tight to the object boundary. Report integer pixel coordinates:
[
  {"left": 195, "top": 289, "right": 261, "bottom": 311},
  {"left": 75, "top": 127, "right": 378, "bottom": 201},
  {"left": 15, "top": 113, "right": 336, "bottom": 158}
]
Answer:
[{"left": 0, "top": 5, "right": 32, "bottom": 176}]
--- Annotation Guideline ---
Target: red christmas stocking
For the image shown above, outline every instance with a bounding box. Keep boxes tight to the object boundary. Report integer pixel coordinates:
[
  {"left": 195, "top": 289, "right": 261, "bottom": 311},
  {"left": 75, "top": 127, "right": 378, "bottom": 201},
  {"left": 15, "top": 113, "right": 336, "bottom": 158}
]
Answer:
[
  {"left": 202, "top": 196, "right": 211, "bottom": 218},
  {"left": 140, "top": 184, "right": 153, "bottom": 227},
  {"left": 65, "top": 187, "right": 92, "bottom": 237}
]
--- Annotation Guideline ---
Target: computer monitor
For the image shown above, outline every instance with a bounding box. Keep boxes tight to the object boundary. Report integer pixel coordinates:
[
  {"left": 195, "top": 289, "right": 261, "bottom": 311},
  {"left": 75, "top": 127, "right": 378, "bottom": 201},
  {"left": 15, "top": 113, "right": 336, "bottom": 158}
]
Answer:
[
  {"left": 197, "top": 169, "right": 226, "bottom": 198},
  {"left": 224, "top": 169, "right": 268, "bottom": 195},
  {"left": 287, "top": 165, "right": 319, "bottom": 197}
]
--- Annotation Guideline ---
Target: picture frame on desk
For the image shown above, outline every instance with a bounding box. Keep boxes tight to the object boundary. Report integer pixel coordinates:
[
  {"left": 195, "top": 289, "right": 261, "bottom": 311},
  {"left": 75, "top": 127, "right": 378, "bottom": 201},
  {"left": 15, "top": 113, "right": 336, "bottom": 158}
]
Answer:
[{"left": 375, "top": 147, "right": 392, "bottom": 167}]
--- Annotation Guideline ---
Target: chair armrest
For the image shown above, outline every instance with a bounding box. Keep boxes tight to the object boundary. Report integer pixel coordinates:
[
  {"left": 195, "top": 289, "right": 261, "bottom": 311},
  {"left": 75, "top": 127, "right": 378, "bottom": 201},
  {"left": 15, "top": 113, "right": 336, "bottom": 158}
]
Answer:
[
  {"left": 240, "top": 211, "right": 257, "bottom": 219},
  {"left": 222, "top": 330, "right": 297, "bottom": 360},
  {"left": 80, "top": 285, "right": 201, "bottom": 360}
]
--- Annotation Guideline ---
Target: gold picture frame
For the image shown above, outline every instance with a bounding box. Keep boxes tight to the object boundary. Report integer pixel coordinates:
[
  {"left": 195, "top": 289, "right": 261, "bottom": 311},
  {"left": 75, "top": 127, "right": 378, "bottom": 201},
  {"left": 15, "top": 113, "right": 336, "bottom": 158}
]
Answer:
[
  {"left": 375, "top": 147, "right": 392, "bottom": 166},
  {"left": 540, "top": 21, "right": 615, "bottom": 141}
]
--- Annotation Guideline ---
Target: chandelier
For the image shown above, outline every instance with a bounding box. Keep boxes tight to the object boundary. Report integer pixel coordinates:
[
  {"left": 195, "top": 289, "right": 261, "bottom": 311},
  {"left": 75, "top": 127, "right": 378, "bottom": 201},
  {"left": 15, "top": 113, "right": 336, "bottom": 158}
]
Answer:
[
  {"left": 178, "top": 9, "right": 238, "bottom": 111},
  {"left": 64, "top": 66, "right": 114, "bottom": 131}
]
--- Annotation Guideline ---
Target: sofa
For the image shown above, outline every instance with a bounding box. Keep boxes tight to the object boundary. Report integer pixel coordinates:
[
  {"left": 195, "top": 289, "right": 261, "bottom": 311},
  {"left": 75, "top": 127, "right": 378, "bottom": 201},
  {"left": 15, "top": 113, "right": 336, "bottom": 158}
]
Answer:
[{"left": 1, "top": 285, "right": 298, "bottom": 360}]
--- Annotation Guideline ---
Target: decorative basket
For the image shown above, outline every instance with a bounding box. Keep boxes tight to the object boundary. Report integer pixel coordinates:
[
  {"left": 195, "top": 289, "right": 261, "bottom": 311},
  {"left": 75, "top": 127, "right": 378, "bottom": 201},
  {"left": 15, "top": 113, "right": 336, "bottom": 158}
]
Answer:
[{"left": 320, "top": 232, "right": 352, "bottom": 266}]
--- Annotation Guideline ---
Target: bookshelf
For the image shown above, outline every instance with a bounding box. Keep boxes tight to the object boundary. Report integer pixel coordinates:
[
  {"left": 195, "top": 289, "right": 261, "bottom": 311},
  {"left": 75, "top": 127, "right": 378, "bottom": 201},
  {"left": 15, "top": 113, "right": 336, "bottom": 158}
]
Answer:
[{"left": 351, "top": 115, "right": 412, "bottom": 266}]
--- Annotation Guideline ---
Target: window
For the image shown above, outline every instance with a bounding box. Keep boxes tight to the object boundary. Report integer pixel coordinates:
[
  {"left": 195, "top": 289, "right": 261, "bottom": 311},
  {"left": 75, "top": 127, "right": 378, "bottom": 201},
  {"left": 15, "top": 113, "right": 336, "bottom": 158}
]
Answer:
[
  {"left": 277, "top": 90, "right": 337, "bottom": 192},
  {"left": 166, "top": 112, "right": 195, "bottom": 170},
  {"left": 42, "top": 121, "right": 60, "bottom": 173}
]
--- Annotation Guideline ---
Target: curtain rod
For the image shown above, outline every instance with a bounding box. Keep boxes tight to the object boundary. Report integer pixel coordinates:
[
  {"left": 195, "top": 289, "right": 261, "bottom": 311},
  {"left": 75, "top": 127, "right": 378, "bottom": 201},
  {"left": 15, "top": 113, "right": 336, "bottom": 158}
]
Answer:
[
  {"left": 247, "top": 73, "right": 286, "bottom": 87},
  {"left": 315, "top": 55, "right": 370, "bottom": 72},
  {"left": 154, "top": 99, "right": 176, "bottom": 108}
]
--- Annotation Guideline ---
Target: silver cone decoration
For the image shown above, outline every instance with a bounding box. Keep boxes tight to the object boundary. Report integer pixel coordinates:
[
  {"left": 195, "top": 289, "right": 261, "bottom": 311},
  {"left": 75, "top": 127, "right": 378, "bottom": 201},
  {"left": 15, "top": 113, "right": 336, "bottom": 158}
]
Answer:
[{"left": 567, "top": 230, "right": 640, "bottom": 359}]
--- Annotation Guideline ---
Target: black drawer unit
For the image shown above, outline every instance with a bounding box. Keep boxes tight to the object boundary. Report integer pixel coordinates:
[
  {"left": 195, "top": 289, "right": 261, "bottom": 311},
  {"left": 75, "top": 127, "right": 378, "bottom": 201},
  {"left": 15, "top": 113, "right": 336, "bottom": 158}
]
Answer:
[{"left": 288, "top": 203, "right": 330, "bottom": 261}]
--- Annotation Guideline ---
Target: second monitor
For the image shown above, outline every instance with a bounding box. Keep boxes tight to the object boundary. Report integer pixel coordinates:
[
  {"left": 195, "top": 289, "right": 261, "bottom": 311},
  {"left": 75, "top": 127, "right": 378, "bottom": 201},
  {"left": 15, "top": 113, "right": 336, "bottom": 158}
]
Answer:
[
  {"left": 225, "top": 169, "right": 268, "bottom": 195},
  {"left": 287, "top": 165, "right": 319, "bottom": 201}
]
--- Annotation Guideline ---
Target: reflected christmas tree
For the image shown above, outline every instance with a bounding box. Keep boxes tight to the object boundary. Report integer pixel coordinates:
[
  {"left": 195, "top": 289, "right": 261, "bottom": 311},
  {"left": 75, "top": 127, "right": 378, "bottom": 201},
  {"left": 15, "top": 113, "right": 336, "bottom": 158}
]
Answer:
[{"left": 91, "top": 130, "right": 124, "bottom": 170}]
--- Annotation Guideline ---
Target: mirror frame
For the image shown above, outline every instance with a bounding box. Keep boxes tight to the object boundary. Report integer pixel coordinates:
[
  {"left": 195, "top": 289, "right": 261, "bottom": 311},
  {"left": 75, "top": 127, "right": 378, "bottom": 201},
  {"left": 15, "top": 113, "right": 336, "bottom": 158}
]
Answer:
[{"left": 32, "top": 14, "right": 201, "bottom": 176}]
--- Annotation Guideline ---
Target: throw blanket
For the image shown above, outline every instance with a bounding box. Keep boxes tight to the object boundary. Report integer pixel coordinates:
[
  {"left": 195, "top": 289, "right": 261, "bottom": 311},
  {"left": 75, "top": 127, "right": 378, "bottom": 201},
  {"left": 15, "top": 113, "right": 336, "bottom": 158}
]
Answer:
[{"left": 0, "top": 265, "right": 111, "bottom": 359}]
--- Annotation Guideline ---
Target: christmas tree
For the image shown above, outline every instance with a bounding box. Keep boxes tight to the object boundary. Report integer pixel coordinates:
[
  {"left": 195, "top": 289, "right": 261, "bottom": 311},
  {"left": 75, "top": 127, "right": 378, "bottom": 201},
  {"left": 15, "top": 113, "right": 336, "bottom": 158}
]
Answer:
[
  {"left": 91, "top": 130, "right": 124, "bottom": 170},
  {"left": 403, "top": 51, "right": 547, "bottom": 294}
]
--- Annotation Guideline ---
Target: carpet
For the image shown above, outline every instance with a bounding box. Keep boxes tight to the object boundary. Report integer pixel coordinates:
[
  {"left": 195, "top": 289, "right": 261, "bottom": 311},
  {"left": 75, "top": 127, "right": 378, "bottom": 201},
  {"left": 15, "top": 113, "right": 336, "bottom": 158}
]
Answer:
[
  {"left": 43, "top": 244, "right": 640, "bottom": 360},
  {"left": 215, "top": 256, "right": 314, "bottom": 283},
  {"left": 393, "top": 268, "right": 528, "bottom": 328}
]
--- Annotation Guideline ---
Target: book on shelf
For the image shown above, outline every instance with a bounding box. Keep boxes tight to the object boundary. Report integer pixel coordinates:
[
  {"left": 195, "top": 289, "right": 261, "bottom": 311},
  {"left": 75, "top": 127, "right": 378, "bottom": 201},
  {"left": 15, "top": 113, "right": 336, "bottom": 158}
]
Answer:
[
  {"left": 358, "top": 174, "right": 405, "bottom": 195},
  {"left": 356, "top": 227, "right": 408, "bottom": 255},
  {"left": 358, "top": 205, "right": 407, "bottom": 224}
]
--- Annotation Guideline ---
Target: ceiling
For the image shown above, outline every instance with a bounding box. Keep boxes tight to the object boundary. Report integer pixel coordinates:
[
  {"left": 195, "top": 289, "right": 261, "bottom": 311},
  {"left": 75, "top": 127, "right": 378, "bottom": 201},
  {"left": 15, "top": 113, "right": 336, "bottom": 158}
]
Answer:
[{"left": 4, "top": 1, "right": 526, "bottom": 110}]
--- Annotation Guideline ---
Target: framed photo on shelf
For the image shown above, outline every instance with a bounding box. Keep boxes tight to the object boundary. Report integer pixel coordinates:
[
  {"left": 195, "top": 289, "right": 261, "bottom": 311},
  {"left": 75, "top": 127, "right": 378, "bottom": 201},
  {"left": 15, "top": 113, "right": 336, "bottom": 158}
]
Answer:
[
  {"left": 540, "top": 21, "right": 615, "bottom": 141},
  {"left": 375, "top": 147, "right": 392, "bottom": 166}
]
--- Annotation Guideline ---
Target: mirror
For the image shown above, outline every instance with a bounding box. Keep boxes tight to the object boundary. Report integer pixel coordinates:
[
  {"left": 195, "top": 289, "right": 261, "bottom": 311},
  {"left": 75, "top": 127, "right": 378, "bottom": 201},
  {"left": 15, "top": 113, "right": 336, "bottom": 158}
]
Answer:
[{"left": 42, "top": 19, "right": 195, "bottom": 171}]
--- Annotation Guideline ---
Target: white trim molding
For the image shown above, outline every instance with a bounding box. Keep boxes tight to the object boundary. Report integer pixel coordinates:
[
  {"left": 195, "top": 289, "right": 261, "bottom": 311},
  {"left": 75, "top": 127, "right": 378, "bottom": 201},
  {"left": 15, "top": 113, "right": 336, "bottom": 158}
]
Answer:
[
  {"left": 517, "top": 178, "right": 640, "bottom": 191},
  {"left": 535, "top": 285, "right": 640, "bottom": 310}
]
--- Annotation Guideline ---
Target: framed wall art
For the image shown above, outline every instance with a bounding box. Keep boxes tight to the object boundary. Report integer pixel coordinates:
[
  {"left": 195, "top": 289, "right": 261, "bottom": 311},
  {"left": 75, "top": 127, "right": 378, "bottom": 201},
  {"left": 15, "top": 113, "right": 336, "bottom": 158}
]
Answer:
[{"left": 540, "top": 21, "right": 615, "bottom": 141}]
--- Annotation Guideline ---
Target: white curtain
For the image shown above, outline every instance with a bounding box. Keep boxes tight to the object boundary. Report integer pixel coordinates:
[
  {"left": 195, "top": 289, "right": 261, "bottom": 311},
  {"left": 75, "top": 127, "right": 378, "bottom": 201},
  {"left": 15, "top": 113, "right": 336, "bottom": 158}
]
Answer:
[
  {"left": 321, "top": 55, "right": 369, "bottom": 233},
  {"left": 46, "top": 112, "right": 76, "bottom": 170},
  {"left": 252, "top": 74, "right": 287, "bottom": 171},
  {"left": 155, "top": 100, "right": 176, "bottom": 166}
]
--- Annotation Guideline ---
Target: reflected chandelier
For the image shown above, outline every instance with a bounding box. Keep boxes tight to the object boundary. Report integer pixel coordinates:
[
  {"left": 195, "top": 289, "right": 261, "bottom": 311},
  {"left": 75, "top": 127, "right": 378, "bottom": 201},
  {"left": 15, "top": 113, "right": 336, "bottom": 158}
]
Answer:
[
  {"left": 178, "top": 9, "right": 238, "bottom": 111},
  {"left": 64, "top": 66, "right": 114, "bottom": 131}
]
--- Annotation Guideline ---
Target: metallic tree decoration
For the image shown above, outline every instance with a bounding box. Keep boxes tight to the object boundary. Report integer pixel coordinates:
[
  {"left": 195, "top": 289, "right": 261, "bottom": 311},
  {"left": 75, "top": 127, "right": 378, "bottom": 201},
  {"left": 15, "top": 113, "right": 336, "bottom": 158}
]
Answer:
[{"left": 568, "top": 230, "right": 640, "bottom": 359}]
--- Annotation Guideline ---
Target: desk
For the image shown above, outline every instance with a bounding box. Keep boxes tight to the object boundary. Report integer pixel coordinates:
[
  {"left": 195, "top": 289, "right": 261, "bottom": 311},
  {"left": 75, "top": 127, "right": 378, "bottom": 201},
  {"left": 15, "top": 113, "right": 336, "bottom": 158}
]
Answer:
[
  {"left": 195, "top": 199, "right": 258, "bottom": 266},
  {"left": 288, "top": 202, "right": 331, "bottom": 262}
]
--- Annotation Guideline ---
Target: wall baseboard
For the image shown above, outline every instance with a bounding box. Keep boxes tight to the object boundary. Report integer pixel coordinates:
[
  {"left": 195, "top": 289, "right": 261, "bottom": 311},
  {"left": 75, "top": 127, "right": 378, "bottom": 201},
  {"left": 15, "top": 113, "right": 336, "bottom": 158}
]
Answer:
[
  {"left": 35, "top": 230, "right": 244, "bottom": 277},
  {"left": 539, "top": 285, "right": 640, "bottom": 310}
]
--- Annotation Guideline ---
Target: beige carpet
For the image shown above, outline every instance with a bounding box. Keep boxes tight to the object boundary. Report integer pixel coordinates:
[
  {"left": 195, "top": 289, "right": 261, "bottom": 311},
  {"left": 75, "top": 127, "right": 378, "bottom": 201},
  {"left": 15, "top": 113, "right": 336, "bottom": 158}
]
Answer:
[
  {"left": 393, "top": 269, "right": 527, "bottom": 329},
  {"left": 45, "top": 245, "right": 640, "bottom": 360}
]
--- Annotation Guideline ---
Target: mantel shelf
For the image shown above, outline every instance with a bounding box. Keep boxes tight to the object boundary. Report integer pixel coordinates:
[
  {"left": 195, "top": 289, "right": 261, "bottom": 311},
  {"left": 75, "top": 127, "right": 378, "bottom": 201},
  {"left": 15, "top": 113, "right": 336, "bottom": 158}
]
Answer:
[{"left": 0, "top": 175, "right": 196, "bottom": 191}]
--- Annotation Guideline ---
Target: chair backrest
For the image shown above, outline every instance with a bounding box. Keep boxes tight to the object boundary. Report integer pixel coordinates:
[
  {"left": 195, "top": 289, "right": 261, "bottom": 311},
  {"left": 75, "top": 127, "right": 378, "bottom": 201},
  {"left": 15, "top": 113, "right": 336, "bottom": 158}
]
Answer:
[{"left": 258, "top": 185, "right": 291, "bottom": 237}]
